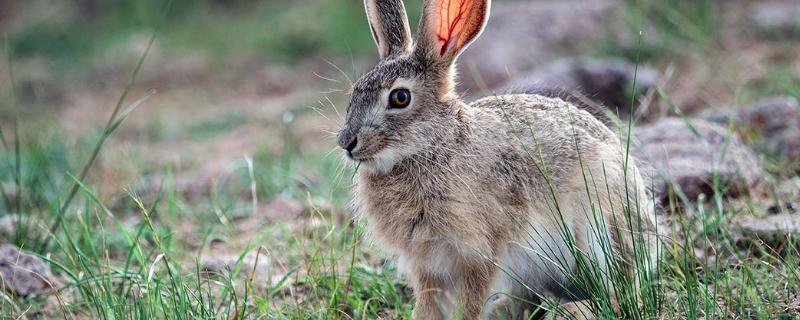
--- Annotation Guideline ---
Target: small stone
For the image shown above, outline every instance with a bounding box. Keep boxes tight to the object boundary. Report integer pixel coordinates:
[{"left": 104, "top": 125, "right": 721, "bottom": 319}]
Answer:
[
  {"left": 202, "top": 252, "right": 267, "bottom": 275},
  {"left": 633, "top": 118, "right": 763, "bottom": 204},
  {"left": 0, "top": 244, "right": 54, "bottom": 297},
  {"left": 500, "top": 57, "right": 660, "bottom": 123},
  {"left": 201, "top": 251, "right": 275, "bottom": 289},
  {"left": 734, "top": 214, "right": 800, "bottom": 240}
]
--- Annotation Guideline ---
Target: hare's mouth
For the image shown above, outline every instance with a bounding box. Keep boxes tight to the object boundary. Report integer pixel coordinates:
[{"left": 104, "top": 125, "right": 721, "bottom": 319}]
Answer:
[
  {"left": 347, "top": 148, "right": 376, "bottom": 162},
  {"left": 351, "top": 147, "right": 401, "bottom": 175},
  {"left": 344, "top": 150, "right": 372, "bottom": 165},
  {"left": 352, "top": 156, "right": 374, "bottom": 163},
  {"left": 348, "top": 143, "right": 385, "bottom": 162}
]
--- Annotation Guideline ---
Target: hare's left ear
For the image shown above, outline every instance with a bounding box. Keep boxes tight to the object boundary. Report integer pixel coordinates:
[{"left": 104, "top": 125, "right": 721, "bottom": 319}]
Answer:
[
  {"left": 364, "top": 0, "right": 413, "bottom": 59},
  {"left": 415, "top": 0, "right": 490, "bottom": 64}
]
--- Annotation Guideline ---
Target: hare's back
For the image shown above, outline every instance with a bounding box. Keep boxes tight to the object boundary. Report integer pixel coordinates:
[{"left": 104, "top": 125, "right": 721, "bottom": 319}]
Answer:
[
  {"left": 465, "top": 94, "right": 626, "bottom": 187},
  {"left": 468, "top": 94, "right": 618, "bottom": 146}
]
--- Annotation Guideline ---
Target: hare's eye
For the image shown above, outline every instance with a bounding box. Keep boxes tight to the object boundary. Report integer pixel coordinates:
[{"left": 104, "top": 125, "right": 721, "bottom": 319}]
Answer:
[{"left": 388, "top": 89, "right": 411, "bottom": 109}]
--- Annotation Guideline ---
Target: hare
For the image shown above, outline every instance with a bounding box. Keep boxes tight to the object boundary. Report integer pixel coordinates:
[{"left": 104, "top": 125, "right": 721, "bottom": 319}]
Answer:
[{"left": 336, "top": 0, "right": 658, "bottom": 319}]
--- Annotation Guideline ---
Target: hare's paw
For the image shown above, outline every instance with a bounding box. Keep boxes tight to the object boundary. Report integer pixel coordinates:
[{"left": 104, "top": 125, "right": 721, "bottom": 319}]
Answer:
[
  {"left": 483, "top": 295, "right": 543, "bottom": 320},
  {"left": 483, "top": 296, "right": 522, "bottom": 320},
  {"left": 546, "top": 300, "right": 595, "bottom": 320}
]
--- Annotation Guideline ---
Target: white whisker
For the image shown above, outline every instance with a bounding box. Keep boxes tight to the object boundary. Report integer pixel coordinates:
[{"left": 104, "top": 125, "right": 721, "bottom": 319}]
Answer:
[
  {"left": 313, "top": 72, "right": 341, "bottom": 84},
  {"left": 323, "top": 58, "right": 353, "bottom": 88}
]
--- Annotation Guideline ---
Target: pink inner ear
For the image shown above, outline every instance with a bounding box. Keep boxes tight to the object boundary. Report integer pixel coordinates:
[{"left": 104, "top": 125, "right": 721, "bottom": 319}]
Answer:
[{"left": 435, "top": 0, "right": 474, "bottom": 56}]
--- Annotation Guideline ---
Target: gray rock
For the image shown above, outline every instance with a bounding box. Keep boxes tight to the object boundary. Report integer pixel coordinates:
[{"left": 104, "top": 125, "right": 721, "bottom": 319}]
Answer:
[
  {"left": 500, "top": 57, "right": 660, "bottom": 124},
  {"left": 734, "top": 214, "right": 800, "bottom": 240},
  {"left": 704, "top": 96, "right": 800, "bottom": 163},
  {"left": 747, "top": 2, "right": 800, "bottom": 38},
  {"left": 0, "top": 244, "right": 53, "bottom": 296},
  {"left": 633, "top": 118, "right": 763, "bottom": 204},
  {"left": 737, "top": 96, "right": 800, "bottom": 161},
  {"left": 457, "top": 0, "right": 621, "bottom": 92}
]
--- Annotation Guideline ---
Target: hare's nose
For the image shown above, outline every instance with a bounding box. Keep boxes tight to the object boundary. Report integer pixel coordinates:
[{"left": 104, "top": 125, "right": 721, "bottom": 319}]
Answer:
[
  {"left": 345, "top": 137, "right": 358, "bottom": 154},
  {"left": 337, "top": 129, "right": 358, "bottom": 153}
]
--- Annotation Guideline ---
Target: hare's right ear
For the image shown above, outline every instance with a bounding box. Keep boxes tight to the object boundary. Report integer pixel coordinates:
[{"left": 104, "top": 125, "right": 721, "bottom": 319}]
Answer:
[
  {"left": 415, "top": 0, "right": 490, "bottom": 65},
  {"left": 364, "top": 0, "right": 413, "bottom": 59}
]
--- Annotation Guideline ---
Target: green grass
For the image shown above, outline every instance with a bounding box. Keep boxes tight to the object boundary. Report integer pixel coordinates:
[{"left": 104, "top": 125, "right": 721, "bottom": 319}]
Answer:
[
  {"left": 0, "top": 122, "right": 416, "bottom": 319},
  {"left": 3, "top": 61, "right": 798, "bottom": 320},
  {"left": 3, "top": 116, "right": 799, "bottom": 319}
]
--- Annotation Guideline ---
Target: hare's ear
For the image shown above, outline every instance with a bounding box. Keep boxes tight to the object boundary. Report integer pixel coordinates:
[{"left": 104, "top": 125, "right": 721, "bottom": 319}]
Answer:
[
  {"left": 415, "top": 0, "right": 490, "bottom": 64},
  {"left": 364, "top": 0, "right": 413, "bottom": 59}
]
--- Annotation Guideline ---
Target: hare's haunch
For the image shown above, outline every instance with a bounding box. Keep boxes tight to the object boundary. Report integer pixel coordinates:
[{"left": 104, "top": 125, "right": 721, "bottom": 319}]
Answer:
[{"left": 336, "top": 0, "right": 658, "bottom": 319}]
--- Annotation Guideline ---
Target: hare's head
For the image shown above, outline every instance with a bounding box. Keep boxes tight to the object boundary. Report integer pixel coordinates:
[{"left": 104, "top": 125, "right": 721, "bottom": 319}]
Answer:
[{"left": 337, "top": 0, "right": 490, "bottom": 174}]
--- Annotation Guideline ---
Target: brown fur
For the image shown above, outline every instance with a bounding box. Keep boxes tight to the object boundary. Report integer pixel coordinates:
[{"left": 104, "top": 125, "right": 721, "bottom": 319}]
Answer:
[{"left": 338, "top": 1, "right": 658, "bottom": 319}]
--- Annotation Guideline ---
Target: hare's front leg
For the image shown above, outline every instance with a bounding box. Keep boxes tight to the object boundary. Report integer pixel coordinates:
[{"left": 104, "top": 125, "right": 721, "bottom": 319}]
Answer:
[
  {"left": 411, "top": 268, "right": 444, "bottom": 320},
  {"left": 456, "top": 259, "right": 496, "bottom": 320}
]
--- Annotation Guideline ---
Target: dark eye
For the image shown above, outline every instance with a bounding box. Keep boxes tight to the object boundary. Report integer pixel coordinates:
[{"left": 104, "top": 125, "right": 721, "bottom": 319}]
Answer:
[{"left": 388, "top": 89, "right": 411, "bottom": 109}]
